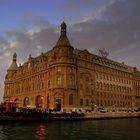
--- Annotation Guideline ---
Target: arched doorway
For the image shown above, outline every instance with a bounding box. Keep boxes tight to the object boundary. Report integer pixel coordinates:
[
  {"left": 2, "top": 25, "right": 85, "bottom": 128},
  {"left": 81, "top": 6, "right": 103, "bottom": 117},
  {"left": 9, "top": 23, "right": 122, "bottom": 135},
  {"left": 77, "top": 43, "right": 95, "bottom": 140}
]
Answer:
[
  {"left": 55, "top": 99, "right": 61, "bottom": 111},
  {"left": 23, "top": 97, "right": 30, "bottom": 107},
  {"left": 36, "top": 95, "right": 44, "bottom": 108}
]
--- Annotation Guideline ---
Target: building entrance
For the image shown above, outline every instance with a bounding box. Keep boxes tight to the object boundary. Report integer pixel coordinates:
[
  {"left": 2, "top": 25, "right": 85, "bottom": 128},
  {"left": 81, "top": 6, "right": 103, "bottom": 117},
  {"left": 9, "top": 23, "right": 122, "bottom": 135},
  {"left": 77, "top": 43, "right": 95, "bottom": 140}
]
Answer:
[
  {"left": 56, "top": 99, "right": 61, "bottom": 111},
  {"left": 36, "top": 95, "right": 44, "bottom": 108},
  {"left": 23, "top": 97, "right": 30, "bottom": 107}
]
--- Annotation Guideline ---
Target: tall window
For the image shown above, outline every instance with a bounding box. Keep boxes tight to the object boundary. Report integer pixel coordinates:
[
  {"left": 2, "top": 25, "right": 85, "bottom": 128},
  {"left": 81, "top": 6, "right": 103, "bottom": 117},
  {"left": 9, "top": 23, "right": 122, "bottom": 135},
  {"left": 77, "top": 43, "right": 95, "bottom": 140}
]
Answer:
[
  {"left": 70, "top": 67, "right": 73, "bottom": 73},
  {"left": 57, "top": 76, "right": 61, "bottom": 86},
  {"left": 57, "top": 67, "right": 61, "bottom": 72},
  {"left": 86, "top": 99, "right": 89, "bottom": 106},
  {"left": 69, "top": 94, "right": 73, "bottom": 105},
  {"left": 80, "top": 99, "right": 83, "bottom": 106},
  {"left": 48, "top": 80, "right": 51, "bottom": 88},
  {"left": 96, "top": 82, "right": 99, "bottom": 89},
  {"left": 70, "top": 76, "right": 74, "bottom": 86}
]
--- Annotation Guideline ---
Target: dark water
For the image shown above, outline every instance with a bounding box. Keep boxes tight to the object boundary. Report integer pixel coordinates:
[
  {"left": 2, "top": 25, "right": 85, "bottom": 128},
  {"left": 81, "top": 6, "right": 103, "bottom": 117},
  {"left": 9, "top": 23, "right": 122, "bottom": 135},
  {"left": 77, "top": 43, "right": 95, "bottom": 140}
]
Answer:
[{"left": 0, "top": 118, "right": 140, "bottom": 140}]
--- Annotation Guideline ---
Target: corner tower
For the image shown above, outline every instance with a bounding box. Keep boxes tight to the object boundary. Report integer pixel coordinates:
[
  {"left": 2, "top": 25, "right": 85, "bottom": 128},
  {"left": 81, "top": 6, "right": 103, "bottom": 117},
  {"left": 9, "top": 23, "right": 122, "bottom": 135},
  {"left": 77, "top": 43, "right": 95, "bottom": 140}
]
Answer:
[
  {"left": 48, "top": 22, "right": 77, "bottom": 111},
  {"left": 53, "top": 21, "right": 74, "bottom": 61},
  {"left": 6, "top": 52, "right": 18, "bottom": 82},
  {"left": 4, "top": 53, "right": 18, "bottom": 102}
]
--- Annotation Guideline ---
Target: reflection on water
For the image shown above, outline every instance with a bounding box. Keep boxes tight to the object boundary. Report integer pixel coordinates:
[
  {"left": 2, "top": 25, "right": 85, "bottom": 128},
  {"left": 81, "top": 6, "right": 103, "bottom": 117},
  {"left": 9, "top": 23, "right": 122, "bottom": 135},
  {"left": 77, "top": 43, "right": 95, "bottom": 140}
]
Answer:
[
  {"left": 0, "top": 118, "right": 140, "bottom": 140},
  {"left": 36, "top": 124, "right": 47, "bottom": 140}
]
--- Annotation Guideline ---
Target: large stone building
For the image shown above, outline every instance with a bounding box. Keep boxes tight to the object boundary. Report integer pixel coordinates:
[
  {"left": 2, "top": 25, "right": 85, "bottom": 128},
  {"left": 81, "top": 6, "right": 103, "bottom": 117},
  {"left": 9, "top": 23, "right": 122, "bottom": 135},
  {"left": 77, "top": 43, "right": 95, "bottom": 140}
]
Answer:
[{"left": 3, "top": 22, "right": 140, "bottom": 111}]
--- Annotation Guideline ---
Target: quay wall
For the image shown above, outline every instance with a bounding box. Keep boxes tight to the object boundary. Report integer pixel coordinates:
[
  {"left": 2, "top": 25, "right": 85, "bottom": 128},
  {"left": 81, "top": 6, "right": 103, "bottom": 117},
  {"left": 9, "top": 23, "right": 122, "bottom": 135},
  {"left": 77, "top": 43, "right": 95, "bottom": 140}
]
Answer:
[{"left": 0, "top": 112, "right": 139, "bottom": 121}]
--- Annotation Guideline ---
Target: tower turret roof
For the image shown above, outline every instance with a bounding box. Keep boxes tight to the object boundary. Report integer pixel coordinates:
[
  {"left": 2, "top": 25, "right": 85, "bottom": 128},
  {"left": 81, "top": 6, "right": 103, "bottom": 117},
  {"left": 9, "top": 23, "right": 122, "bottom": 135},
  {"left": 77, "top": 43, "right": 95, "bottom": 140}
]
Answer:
[
  {"left": 8, "top": 53, "right": 18, "bottom": 70},
  {"left": 56, "top": 21, "right": 71, "bottom": 46}
]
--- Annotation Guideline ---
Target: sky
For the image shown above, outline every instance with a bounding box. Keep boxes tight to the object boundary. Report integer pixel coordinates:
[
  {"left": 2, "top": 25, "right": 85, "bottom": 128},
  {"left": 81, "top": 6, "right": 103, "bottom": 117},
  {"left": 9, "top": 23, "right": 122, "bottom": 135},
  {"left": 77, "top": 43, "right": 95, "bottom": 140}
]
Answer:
[{"left": 0, "top": 0, "right": 140, "bottom": 101}]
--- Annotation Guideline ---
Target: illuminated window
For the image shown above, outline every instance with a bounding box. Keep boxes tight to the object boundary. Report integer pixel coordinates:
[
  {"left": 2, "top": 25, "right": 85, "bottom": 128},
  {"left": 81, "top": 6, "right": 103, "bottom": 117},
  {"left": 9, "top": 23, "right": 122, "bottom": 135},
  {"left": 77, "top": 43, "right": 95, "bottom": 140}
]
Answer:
[
  {"left": 57, "top": 67, "right": 61, "bottom": 72},
  {"left": 57, "top": 76, "right": 61, "bottom": 86}
]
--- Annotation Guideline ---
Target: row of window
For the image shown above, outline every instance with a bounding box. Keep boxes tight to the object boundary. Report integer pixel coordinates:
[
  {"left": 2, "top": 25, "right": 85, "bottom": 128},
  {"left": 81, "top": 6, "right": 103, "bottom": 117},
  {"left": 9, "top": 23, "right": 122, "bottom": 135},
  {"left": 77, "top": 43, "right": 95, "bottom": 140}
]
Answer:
[
  {"left": 80, "top": 99, "right": 90, "bottom": 106},
  {"left": 16, "top": 64, "right": 46, "bottom": 76},
  {"left": 95, "top": 59, "right": 127, "bottom": 71},
  {"left": 79, "top": 98, "right": 132, "bottom": 107},
  {"left": 95, "top": 64, "right": 129, "bottom": 75},
  {"left": 96, "top": 73, "right": 131, "bottom": 85},
  {"left": 55, "top": 66, "right": 74, "bottom": 73},
  {"left": 48, "top": 76, "right": 74, "bottom": 88},
  {"left": 96, "top": 82, "right": 131, "bottom": 93},
  {"left": 5, "top": 74, "right": 75, "bottom": 95},
  {"left": 135, "top": 82, "right": 140, "bottom": 86},
  {"left": 94, "top": 92, "right": 132, "bottom": 100},
  {"left": 95, "top": 100, "right": 132, "bottom": 107},
  {"left": 9, "top": 82, "right": 45, "bottom": 94},
  {"left": 10, "top": 74, "right": 45, "bottom": 83},
  {"left": 80, "top": 84, "right": 90, "bottom": 93}
]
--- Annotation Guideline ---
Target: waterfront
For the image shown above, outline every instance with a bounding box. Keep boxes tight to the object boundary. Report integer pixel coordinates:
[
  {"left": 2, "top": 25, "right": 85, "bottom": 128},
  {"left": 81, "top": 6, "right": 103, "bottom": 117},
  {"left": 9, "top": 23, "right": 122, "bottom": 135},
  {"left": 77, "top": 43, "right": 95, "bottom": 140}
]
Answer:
[{"left": 0, "top": 118, "right": 139, "bottom": 140}]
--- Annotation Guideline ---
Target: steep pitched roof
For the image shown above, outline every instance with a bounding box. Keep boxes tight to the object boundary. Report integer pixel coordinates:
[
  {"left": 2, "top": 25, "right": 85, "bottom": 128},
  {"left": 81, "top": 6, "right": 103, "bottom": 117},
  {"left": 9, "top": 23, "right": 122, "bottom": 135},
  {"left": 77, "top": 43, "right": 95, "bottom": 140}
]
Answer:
[
  {"left": 55, "top": 21, "right": 71, "bottom": 46},
  {"left": 8, "top": 53, "right": 18, "bottom": 70}
]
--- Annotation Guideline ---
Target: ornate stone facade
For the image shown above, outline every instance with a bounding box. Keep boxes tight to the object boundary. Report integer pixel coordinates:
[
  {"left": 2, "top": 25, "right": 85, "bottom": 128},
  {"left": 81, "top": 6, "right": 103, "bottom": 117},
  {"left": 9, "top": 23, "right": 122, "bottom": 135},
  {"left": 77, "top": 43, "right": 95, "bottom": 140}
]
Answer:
[{"left": 3, "top": 22, "right": 140, "bottom": 111}]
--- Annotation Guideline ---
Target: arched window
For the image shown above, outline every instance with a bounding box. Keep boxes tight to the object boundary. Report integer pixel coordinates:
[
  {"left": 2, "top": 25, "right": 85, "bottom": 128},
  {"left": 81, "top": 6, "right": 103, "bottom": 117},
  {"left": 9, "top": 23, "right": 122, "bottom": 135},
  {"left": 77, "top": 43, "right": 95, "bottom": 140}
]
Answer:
[
  {"left": 69, "top": 94, "right": 73, "bottom": 105},
  {"left": 23, "top": 97, "right": 30, "bottom": 107}
]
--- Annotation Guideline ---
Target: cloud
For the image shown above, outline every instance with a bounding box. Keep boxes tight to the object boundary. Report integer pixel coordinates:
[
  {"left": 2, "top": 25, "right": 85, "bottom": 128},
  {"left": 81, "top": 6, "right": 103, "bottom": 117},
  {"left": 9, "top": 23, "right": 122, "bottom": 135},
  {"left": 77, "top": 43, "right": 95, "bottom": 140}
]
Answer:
[
  {"left": 0, "top": 15, "right": 59, "bottom": 101},
  {"left": 69, "top": 0, "right": 140, "bottom": 66}
]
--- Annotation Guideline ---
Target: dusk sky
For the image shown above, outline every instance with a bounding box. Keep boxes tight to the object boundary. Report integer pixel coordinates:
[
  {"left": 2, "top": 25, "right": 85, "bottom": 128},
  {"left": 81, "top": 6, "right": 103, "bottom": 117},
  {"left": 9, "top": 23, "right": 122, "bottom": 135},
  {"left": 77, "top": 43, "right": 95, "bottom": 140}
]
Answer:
[{"left": 0, "top": 0, "right": 140, "bottom": 100}]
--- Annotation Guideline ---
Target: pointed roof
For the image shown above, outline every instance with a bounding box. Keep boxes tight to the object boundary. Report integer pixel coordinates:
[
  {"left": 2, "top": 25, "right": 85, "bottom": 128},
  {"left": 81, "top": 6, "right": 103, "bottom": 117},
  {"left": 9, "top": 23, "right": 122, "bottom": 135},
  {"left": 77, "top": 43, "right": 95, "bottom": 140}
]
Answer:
[
  {"left": 56, "top": 21, "right": 71, "bottom": 46},
  {"left": 8, "top": 53, "right": 18, "bottom": 70},
  {"left": 8, "top": 61, "right": 18, "bottom": 70}
]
